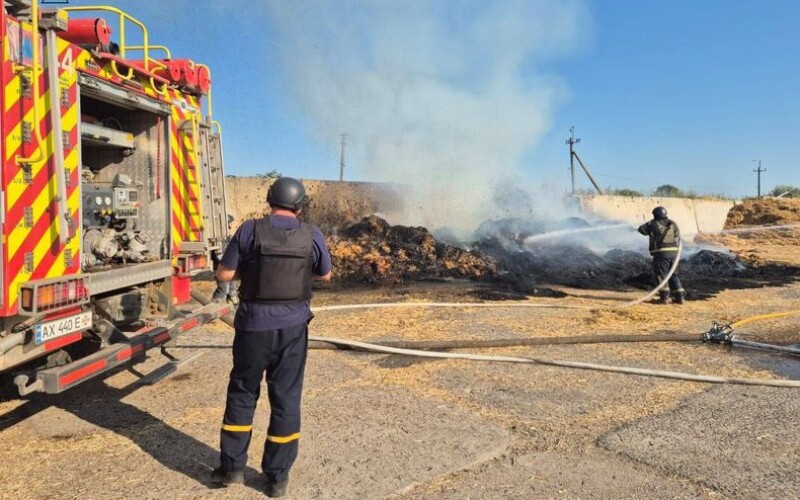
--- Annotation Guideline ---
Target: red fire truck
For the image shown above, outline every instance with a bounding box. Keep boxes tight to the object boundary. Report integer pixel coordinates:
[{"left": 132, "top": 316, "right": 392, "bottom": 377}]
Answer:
[{"left": 0, "top": 2, "right": 232, "bottom": 394}]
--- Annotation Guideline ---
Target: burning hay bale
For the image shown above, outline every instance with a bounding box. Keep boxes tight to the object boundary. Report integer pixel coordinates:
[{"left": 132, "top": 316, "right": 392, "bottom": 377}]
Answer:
[
  {"left": 475, "top": 238, "right": 637, "bottom": 290},
  {"left": 472, "top": 217, "right": 771, "bottom": 295},
  {"left": 473, "top": 217, "right": 645, "bottom": 290},
  {"left": 328, "top": 216, "right": 497, "bottom": 284},
  {"left": 324, "top": 212, "right": 795, "bottom": 300}
]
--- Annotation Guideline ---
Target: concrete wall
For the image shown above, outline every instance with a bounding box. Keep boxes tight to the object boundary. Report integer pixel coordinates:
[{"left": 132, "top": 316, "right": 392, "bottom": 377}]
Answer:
[
  {"left": 224, "top": 177, "right": 403, "bottom": 231},
  {"left": 225, "top": 177, "right": 736, "bottom": 236},
  {"left": 577, "top": 194, "right": 737, "bottom": 235}
]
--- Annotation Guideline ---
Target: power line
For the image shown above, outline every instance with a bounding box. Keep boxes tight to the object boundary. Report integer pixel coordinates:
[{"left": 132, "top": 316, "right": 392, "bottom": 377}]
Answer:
[
  {"left": 593, "top": 172, "right": 642, "bottom": 181},
  {"left": 339, "top": 133, "right": 348, "bottom": 182},
  {"left": 752, "top": 159, "right": 766, "bottom": 198},
  {"left": 565, "top": 126, "right": 580, "bottom": 195}
]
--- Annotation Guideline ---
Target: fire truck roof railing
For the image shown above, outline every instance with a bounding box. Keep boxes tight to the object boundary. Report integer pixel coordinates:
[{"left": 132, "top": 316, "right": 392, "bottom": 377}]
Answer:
[
  {"left": 63, "top": 5, "right": 157, "bottom": 72},
  {"left": 64, "top": 5, "right": 174, "bottom": 95},
  {"left": 62, "top": 5, "right": 211, "bottom": 116}
]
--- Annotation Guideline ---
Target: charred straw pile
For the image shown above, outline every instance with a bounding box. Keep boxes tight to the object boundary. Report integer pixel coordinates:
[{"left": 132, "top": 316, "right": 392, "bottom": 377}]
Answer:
[
  {"left": 474, "top": 217, "right": 758, "bottom": 292},
  {"left": 326, "top": 215, "right": 781, "bottom": 297},
  {"left": 327, "top": 216, "right": 496, "bottom": 284}
]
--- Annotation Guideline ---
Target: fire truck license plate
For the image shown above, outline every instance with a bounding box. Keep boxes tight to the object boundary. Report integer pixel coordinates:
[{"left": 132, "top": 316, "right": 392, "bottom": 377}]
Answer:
[{"left": 34, "top": 312, "right": 93, "bottom": 345}]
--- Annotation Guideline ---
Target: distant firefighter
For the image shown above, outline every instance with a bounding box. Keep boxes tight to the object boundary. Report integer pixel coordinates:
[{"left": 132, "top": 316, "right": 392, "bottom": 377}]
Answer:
[{"left": 638, "top": 206, "right": 686, "bottom": 304}]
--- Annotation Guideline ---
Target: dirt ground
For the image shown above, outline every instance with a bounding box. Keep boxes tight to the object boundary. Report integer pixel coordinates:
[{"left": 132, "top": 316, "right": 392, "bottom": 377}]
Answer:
[{"left": 1, "top": 223, "right": 800, "bottom": 498}]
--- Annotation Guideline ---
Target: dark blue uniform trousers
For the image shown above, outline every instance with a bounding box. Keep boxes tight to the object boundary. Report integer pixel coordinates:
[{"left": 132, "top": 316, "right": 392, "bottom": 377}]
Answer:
[
  {"left": 220, "top": 322, "right": 308, "bottom": 482},
  {"left": 653, "top": 254, "right": 684, "bottom": 297}
]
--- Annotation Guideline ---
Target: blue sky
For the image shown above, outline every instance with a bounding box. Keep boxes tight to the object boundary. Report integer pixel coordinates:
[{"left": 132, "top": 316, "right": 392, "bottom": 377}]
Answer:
[{"left": 67, "top": 0, "right": 800, "bottom": 198}]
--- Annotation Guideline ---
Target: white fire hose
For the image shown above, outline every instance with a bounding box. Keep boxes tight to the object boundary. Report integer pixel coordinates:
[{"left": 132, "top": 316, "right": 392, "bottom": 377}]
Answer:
[
  {"left": 191, "top": 276, "right": 800, "bottom": 389},
  {"left": 187, "top": 219, "right": 800, "bottom": 389}
]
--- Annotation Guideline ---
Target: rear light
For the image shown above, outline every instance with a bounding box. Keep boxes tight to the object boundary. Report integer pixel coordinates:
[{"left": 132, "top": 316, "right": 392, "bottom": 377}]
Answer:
[
  {"left": 178, "top": 253, "right": 209, "bottom": 275},
  {"left": 21, "top": 288, "right": 33, "bottom": 311},
  {"left": 19, "top": 277, "right": 90, "bottom": 315},
  {"left": 192, "top": 254, "right": 208, "bottom": 271}
]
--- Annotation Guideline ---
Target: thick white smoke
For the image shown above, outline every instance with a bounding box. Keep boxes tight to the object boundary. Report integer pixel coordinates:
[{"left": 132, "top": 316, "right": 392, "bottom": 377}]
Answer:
[{"left": 263, "top": 0, "right": 590, "bottom": 237}]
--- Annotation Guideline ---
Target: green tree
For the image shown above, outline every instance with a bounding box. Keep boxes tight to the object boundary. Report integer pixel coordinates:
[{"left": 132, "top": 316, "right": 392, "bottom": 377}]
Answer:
[
  {"left": 255, "top": 169, "right": 282, "bottom": 179},
  {"left": 769, "top": 185, "right": 800, "bottom": 198},
  {"left": 653, "top": 184, "right": 684, "bottom": 197},
  {"left": 609, "top": 188, "right": 643, "bottom": 197}
]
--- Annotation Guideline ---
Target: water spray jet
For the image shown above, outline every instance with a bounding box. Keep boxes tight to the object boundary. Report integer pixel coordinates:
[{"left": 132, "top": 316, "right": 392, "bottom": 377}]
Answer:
[{"left": 523, "top": 223, "right": 633, "bottom": 245}]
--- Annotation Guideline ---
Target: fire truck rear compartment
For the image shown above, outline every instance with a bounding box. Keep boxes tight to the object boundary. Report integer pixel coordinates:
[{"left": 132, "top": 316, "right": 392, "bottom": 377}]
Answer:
[{"left": 79, "top": 94, "right": 169, "bottom": 273}]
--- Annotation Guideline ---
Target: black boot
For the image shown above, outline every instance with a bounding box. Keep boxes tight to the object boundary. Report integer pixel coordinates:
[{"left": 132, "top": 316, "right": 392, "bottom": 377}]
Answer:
[
  {"left": 264, "top": 477, "right": 289, "bottom": 498},
  {"left": 211, "top": 467, "right": 244, "bottom": 486},
  {"left": 673, "top": 292, "right": 685, "bottom": 305},
  {"left": 652, "top": 292, "right": 670, "bottom": 305}
]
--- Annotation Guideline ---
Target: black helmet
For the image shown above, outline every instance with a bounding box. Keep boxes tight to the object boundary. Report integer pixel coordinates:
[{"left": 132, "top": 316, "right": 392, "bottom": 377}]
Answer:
[
  {"left": 652, "top": 206, "right": 668, "bottom": 219},
  {"left": 267, "top": 177, "right": 307, "bottom": 212}
]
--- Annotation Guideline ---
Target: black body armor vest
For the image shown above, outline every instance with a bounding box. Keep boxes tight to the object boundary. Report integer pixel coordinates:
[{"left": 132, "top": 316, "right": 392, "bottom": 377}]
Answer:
[{"left": 239, "top": 217, "right": 314, "bottom": 304}]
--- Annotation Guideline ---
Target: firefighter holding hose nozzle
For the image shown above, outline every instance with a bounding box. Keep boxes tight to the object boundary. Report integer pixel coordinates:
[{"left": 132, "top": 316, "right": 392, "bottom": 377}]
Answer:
[
  {"left": 638, "top": 206, "right": 686, "bottom": 305},
  {"left": 211, "top": 177, "right": 332, "bottom": 497}
]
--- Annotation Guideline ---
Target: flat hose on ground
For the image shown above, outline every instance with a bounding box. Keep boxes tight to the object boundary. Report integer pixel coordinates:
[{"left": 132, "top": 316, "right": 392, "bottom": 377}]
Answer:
[
  {"left": 730, "top": 310, "right": 800, "bottom": 329},
  {"left": 190, "top": 291, "right": 799, "bottom": 388},
  {"left": 307, "top": 332, "right": 699, "bottom": 351},
  {"left": 307, "top": 336, "right": 800, "bottom": 388},
  {"left": 191, "top": 288, "right": 696, "bottom": 350}
]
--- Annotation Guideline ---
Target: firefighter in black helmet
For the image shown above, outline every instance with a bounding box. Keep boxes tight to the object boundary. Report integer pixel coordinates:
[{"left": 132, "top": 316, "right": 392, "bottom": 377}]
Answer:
[
  {"left": 638, "top": 206, "right": 686, "bottom": 304},
  {"left": 211, "top": 177, "right": 332, "bottom": 497}
]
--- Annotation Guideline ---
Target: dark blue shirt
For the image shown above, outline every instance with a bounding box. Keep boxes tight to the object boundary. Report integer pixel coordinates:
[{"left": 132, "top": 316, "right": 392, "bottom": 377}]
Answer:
[{"left": 220, "top": 215, "right": 332, "bottom": 331}]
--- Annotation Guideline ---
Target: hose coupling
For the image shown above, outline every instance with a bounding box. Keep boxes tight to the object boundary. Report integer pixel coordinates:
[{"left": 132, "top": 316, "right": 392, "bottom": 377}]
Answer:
[{"left": 703, "top": 321, "right": 733, "bottom": 343}]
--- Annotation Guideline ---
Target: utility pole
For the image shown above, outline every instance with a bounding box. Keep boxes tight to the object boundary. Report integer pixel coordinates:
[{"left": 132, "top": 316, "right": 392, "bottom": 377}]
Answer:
[
  {"left": 752, "top": 159, "right": 766, "bottom": 198},
  {"left": 566, "top": 126, "right": 580, "bottom": 195},
  {"left": 339, "top": 133, "right": 348, "bottom": 182}
]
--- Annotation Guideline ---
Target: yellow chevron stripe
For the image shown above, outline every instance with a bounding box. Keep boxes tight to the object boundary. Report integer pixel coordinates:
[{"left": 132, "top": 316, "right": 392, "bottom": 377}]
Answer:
[
  {"left": 170, "top": 108, "right": 202, "bottom": 240},
  {"left": 170, "top": 124, "right": 191, "bottom": 194},
  {"left": 75, "top": 49, "right": 93, "bottom": 72},
  {"left": 182, "top": 132, "right": 196, "bottom": 163},
  {"left": 62, "top": 99, "right": 78, "bottom": 131},
  {"left": 171, "top": 135, "right": 188, "bottom": 176},
  {"left": 8, "top": 214, "right": 60, "bottom": 307},
  {"left": 10, "top": 188, "right": 81, "bottom": 300},
  {"left": 5, "top": 24, "right": 74, "bottom": 115},
  {"left": 177, "top": 114, "right": 203, "bottom": 232},
  {"left": 56, "top": 37, "right": 70, "bottom": 53},
  {"left": 266, "top": 433, "right": 301, "bottom": 444},
  {"left": 6, "top": 145, "right": 76, "bottom": 259},
  {"left": 42, "top": 136, "right": 81, "bottom": 280},
  {"left": 5, "top": 87, "right": 51, "bottom": 162},
  {"left": 6, "top": 130, "right": 56, "bottom": 251},
  {"left": 5, "top": 74, "right": 21, "bottom": 113},
  {"left": 172, "top": 226, "right": 182, "bottom": 250},
  {"left": 6, "top": 95, "right": 78, "bottom": 216},
  {"left": 171, "top": 162, "right": 193, "bottom": 239},
  {"left": 8, "top": 138, "right": 76, "bottom": 249},
  {"left": 8, "top": 160, "right": 58, "bottom": 258}
]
